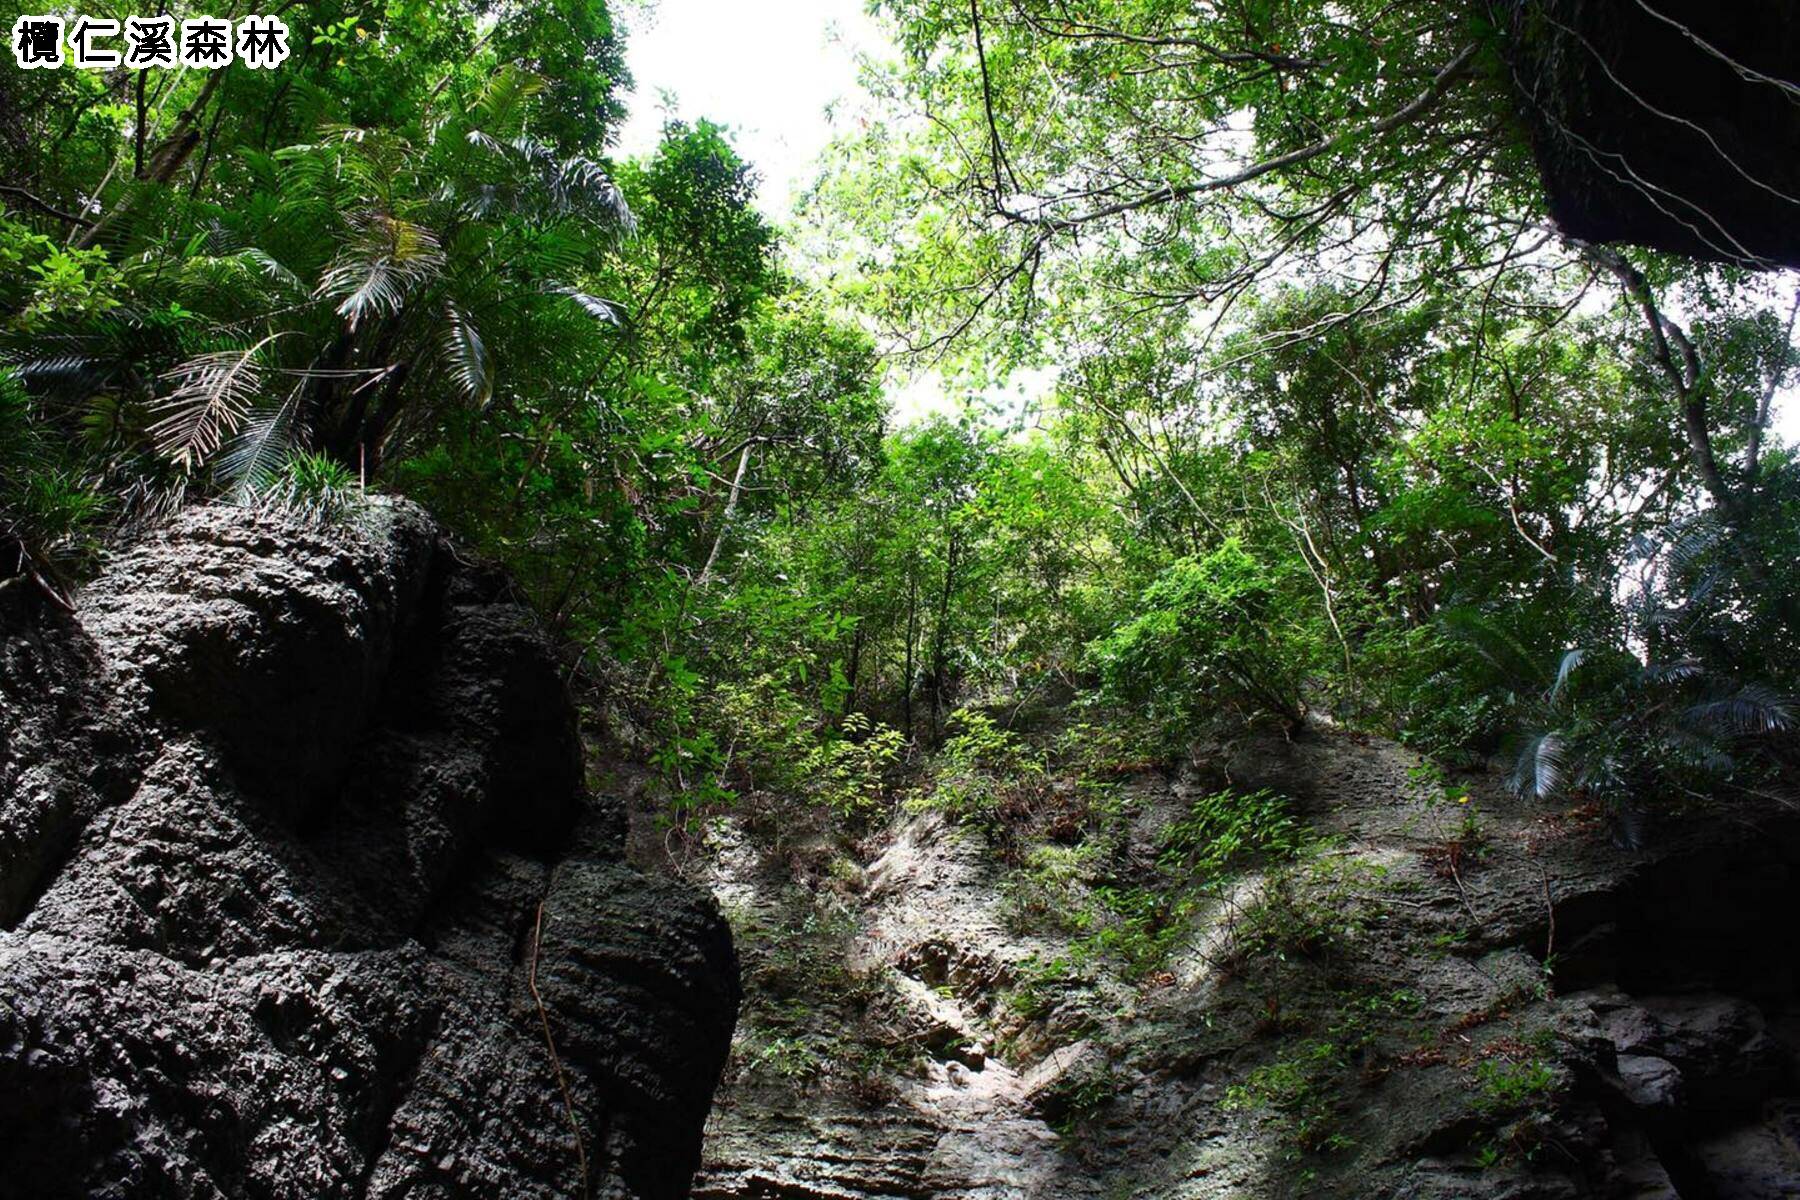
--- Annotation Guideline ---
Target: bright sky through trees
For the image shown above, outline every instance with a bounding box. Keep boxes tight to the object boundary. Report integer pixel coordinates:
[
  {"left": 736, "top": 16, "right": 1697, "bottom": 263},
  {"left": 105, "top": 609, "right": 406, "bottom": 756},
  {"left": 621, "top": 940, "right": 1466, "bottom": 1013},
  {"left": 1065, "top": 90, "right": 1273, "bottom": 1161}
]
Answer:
[
  {"left": 613, "top": 1, "right": 1799, "bottom": 441},
  {"left": 616, "top": 0, "right": 882, "bottom": 218}
]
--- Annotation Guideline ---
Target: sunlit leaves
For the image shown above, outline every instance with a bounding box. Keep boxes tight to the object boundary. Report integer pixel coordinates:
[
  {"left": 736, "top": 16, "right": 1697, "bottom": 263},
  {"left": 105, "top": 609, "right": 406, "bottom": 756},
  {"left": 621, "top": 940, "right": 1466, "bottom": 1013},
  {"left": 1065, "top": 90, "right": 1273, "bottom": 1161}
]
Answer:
[
  {"left": 150, "top": 334, "right": 285, "bottom": 470},
  {"left": 317, "top": 214, "right": 445, "bottom": 330}
]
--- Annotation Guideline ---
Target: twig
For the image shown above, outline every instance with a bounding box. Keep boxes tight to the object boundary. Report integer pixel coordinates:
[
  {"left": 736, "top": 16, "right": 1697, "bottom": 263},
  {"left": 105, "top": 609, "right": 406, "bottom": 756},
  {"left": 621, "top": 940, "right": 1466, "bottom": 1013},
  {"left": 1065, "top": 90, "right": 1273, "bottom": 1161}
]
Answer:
[
  {"left": 530, "top": 898, "right": 590, "bottom": 1199},
  {"left": 1446, "top": 850, "right": 1479, "bottom": 923},
  {"left": 1536, "top": 862, "right": 1557, "bottom": 997},
  {"left": 0, "top": 184, "right": 88, "bottom": 227}
]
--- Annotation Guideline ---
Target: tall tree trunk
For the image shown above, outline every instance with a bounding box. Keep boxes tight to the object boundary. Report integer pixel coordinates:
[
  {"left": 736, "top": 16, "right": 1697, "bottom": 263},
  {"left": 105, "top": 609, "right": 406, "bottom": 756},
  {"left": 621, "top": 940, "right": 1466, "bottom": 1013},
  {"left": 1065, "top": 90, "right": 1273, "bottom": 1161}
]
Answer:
[
  {"left": 902, "top": 563, "right": 919, "bottom": 741},
  {"left": 928, "top": 531, "right": 961, "bottom": 742},
  {"left": 78, "top": 71, "right": 223, "bottom": 250},
  {"left": 1586, "top": 246, "right": 1742, "bottom": 522},
  {"left": 697, "top": 441, "right": 754, "bottom": 587}
]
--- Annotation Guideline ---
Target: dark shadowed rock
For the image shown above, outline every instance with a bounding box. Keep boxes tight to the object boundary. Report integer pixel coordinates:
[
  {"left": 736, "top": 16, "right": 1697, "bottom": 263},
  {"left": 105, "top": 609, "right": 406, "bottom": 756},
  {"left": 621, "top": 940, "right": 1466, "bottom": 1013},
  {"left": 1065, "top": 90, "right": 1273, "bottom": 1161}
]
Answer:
[
  {"left": 0, "top": 498, "right": 738, "bottom": 1199},
  {"left": 1506, "top": 1, "right": 1800, "bottom": 268}
]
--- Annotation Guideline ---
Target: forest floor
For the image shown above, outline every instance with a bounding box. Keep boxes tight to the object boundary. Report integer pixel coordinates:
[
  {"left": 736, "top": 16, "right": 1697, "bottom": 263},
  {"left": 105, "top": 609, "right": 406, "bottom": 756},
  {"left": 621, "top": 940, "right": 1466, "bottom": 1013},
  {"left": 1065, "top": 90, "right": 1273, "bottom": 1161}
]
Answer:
[{"left": 598, "top": 711, "right": 1800, "bottom": 1199}]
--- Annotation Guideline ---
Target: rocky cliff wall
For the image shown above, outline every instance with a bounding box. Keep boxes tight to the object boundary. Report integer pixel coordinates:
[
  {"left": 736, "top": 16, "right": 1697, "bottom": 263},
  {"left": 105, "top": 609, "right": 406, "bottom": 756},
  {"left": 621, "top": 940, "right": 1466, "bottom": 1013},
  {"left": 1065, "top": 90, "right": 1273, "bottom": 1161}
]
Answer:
[
  {"left": 1507, "top": 0, "right": 1800, "bottom": 268},
  {"left": 682, "top": 726, "right": 1800, "bottom": 1198},
  {"left": 0, "top": 499, "right": 738, "bottom": 1199}
]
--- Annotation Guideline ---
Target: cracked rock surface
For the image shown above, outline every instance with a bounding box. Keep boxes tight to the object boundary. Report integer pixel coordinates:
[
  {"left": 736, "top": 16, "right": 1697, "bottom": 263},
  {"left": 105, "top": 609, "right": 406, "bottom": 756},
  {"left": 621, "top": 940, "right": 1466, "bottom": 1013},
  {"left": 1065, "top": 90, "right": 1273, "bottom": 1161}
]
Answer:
[
  {"left": 685, "top": 728, "right": 1800, "bottom": 1199},
  {"left": 0, "top": 499, "right": 738, "bottom": 1199}
]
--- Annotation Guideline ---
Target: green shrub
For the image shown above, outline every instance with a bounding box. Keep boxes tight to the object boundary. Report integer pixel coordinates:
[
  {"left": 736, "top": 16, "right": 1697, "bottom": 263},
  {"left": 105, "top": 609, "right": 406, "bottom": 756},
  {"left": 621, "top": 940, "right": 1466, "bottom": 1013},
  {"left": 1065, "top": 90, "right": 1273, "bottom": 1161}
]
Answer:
[
  {"left": 911, "top": 707, "right": 1046, "bottom": 825},
  {"left": 1159, "top": 788, "right": 1305, "bottom": 877},
  {"left": 799, "top": 712, "right": 905, "bottom": 819},
  {"left": 271, "top": 452, "right": 362, "bottom": 521},
  {"left": 1473, "top": 1058, "right": 1558, "bottom": 1114},
  {"left": 1089, "top": 539, "right": 1312, "bottom": 727}
]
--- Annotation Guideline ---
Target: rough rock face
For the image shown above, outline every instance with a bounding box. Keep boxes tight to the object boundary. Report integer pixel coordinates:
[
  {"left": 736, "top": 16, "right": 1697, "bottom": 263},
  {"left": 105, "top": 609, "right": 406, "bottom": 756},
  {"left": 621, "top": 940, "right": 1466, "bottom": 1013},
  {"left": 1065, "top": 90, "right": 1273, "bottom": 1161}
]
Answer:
[
  {"left": 1507, "top": 1, "right": 1800, "bottom": 268},
  {"left": 0, "top": 500, "right": 738, "bottom": 1199},
  {"left": 686, "top": 727, "right": 1800, "bottom": 1199}
]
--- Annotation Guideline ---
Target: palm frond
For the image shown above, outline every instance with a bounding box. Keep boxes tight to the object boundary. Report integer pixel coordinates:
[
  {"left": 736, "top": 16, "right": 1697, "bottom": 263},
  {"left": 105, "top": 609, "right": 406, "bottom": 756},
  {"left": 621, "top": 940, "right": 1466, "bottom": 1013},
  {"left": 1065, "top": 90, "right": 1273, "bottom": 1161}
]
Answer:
[
  {"left": 1665, "top": 514, "right": 1725, "bottom": 573},
  {"left": 510, "top": 132, "right": 558, "bottom": 169},
  {"left": 3, "top": 353, "right": 112, "bottom": 395},
  {"left": 174, "top": 248, "right": 309, "bottom": 315},
  {"left": 470, "top": 66, "right": 545, "bottom": 137},
  {"left": 465, "top": 128, "right": 508, "bottom": 157},
  {"left": 439, "top": 304, "right": 492, "bottom": 408},
  {"left": 1549, "top": 647, "right": 1585, "bottom": 702},
  {"left": 1681, "top": 685, "right": 1794, "bottom": 737},
  {"left": 149, "top": 333, "right": 283, "bottom": 470},
  {"left": 317, "top": 214, "right": 444, "bottom": 331},
  {"left": 1511, "top": 731, "right": 1568, "bottom": 800},
  {"left": 216, "top": 385, "right": 303, "bottom": 499},
  {"left": 236, "top": 248, "right": 305, "bottom": 293},
  {"left": 556, "top": 155, "right": 634, "bottom": 231},
  {"left": 551, "top": 285, "right": 625, "bottom": 327},
  {"left": 460, "top": 183, "right": 502, "bottom": 220},
  {"left": 1639, "top": 658, "right": 1704, "bottom": 685},
  {"left": 1438, "top": 605, "right": 1543, "bottom": 684}
]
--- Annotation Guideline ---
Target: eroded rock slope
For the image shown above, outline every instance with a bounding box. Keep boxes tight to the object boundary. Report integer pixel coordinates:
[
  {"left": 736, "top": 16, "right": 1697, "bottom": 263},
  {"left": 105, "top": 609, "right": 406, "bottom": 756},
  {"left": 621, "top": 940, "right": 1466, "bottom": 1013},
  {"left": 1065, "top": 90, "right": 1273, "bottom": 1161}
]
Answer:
[
  {"left": 684, "top": 725, "right": 1800, "bottom": 1199},
  {"left": 0, "top": 499, "right": 738, "bottom": 1199}
]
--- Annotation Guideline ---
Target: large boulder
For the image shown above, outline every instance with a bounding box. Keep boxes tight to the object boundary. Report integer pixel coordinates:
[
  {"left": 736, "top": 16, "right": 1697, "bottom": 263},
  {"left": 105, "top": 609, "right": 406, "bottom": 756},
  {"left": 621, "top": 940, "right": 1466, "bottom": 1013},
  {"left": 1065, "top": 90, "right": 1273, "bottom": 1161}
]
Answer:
[{"left": 0, "top": 498, "right": 738, "bottom": 1199}]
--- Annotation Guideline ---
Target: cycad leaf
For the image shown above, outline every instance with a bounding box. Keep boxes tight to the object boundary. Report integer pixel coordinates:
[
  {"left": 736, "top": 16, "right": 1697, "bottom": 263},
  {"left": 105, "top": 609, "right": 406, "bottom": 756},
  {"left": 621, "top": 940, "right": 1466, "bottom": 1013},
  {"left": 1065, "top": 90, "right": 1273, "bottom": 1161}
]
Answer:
[
  {"left": 149, "top": 334, "right": 282, "bottom": 469},
  {"left": 440, "top": 304, "right": 492, "bottom": 408},
  {"left": 1511, "top": 732, "right": 1567, "bottom": 800}
]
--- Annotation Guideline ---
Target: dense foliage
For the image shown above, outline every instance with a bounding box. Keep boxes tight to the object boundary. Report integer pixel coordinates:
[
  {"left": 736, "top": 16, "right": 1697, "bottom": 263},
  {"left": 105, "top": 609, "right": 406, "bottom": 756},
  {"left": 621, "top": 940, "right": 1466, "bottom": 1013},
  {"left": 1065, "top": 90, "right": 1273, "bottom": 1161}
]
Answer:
[{"left": 2, "top": 0, "right": 1794, "bottom": 834}]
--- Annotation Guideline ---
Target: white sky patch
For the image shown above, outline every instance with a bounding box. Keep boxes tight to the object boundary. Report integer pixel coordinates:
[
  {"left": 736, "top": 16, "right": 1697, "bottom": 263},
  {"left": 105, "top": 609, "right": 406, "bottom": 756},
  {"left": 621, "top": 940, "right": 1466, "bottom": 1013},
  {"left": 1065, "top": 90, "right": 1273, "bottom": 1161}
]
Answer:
[
  {"left": 616, "top": 0, "right": 1052, "bottom": 426},
  {"left": 615, "top": 0, "right": 884, "bottom": 218}
]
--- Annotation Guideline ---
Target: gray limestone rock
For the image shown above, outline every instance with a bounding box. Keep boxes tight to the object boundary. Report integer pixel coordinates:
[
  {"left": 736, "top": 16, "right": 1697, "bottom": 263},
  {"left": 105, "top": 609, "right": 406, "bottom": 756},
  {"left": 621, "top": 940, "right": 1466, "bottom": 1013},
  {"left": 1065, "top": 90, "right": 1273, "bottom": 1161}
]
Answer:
[{"left": 0, "top": 499, "right": 737, "bottom": 1199}]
